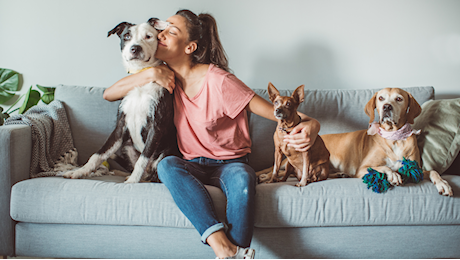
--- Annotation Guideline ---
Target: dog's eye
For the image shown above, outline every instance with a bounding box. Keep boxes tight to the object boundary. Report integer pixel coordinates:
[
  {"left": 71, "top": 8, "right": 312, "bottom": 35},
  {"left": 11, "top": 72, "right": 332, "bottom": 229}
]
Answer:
[
  {"left": 145, "top": 34, "right": 152, "bottom": 39},
  {"left": 286, "top": 102, "right": 291, "bottom": 107},
  {"left": 274, "top": 101, "right": 279, "bottom": 105},
  {"left": 379, "top": 96, "right": 385, "bottom": 101},
  {"left": 124, "top": 34, "right": 131, "bottom": 41},
  {"left": 396, "top": 97, "right": 403, "bottom": 102}
]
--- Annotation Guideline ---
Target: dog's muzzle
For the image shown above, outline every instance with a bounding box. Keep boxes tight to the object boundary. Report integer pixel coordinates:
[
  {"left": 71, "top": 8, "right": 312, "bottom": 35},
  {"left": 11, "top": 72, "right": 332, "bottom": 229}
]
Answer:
[
  {"left": 381, "top": 104, "right": 396, "bottom": 124},
  {"left": 128, "top": 45, "right": 145, "bottom": 60},
  {"left": 274, "top": 108, "right": 289, "bottom": 120}
]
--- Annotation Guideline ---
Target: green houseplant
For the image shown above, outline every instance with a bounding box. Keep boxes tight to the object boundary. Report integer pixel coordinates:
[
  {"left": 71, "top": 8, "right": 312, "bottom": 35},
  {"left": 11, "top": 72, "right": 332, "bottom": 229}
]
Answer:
[{"left": 0, "top": 68, "right": 55, "bottom": 125}]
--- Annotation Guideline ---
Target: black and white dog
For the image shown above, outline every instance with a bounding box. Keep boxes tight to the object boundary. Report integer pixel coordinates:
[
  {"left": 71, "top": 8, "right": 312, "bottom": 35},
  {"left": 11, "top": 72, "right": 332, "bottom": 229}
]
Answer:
[{"left": 64, "top": 18, "right": 177, "bottom": 183}]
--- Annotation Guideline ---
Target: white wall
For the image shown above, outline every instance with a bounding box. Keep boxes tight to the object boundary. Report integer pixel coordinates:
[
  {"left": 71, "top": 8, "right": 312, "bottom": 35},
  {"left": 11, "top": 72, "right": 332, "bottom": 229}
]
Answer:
[{"left": 1, "top": 0, "right": 459, "bottom": 110}]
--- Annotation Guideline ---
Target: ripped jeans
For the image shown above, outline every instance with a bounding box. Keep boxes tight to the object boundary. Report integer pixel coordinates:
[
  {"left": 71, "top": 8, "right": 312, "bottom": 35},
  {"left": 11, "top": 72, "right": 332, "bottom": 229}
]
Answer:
[{"left": 157, "top": 155, "right": 256, "bottom": 248}]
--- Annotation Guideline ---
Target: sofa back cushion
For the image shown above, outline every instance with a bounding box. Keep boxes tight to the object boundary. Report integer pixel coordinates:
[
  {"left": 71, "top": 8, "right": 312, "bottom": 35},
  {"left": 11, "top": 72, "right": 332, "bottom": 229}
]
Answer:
[
  {"left": 55, "top": 85, "right": 120, "bottom": 165},
  {"left": 55, "top": 85, "right": 434, "bottom": 171},
  {"left": 248, "top": 86, "right": 434, "bottom": 171}
]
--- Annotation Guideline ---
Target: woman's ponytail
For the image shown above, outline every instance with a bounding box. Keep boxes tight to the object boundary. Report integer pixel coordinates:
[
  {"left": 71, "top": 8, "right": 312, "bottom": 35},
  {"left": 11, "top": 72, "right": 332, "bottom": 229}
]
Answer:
[{"left": 176, "top": 10, "right": 230, "bottom": 72}]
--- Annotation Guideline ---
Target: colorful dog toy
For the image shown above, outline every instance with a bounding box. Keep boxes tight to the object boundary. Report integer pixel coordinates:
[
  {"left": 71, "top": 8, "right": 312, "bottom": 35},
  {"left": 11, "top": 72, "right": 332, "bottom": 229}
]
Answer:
[{"left": 362, "top": 158, "right": 423, "bottom": 193}]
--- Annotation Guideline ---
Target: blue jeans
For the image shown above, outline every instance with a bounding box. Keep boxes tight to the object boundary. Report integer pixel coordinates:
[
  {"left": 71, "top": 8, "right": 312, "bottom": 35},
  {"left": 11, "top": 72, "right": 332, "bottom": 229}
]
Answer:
[{"left": 157, "top": 155, "right": 256, "bottom": 247}]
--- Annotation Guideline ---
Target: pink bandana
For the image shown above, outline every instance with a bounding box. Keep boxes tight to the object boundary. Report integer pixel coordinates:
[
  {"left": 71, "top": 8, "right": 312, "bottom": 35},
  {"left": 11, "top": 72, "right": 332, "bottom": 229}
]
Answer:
[{"left": 367, "top": 122, "right": 421, "bottom": 141}]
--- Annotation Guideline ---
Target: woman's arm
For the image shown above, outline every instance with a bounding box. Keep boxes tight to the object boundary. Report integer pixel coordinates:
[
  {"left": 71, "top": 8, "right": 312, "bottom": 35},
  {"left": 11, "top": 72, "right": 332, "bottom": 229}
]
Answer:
[
  {"left": 247, "top": 94, "right": 320, "bottom": 152},
  {"left": 103, "top": 65, "right": 175, "bottom": 101}
]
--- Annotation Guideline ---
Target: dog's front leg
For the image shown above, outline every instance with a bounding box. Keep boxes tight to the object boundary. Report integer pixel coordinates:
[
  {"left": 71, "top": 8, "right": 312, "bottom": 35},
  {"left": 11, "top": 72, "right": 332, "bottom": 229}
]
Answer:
[
  {"left": 125, "top": 118, "right": 164, "bottom": 183},
  {"left": 424, "top": 170, "right": 453, "bottom": 196},
  {"left": 63, "top": 116, "right": 127, "bottom": 179},
  {"left": 125, "top": 132, "right": 156, "bottom": 184},
  {"left": 296, "top": 152, "right": 309, "bottom": 187},
  {"left": 268, "top": 148, "right": 283, "bottom": 183}
]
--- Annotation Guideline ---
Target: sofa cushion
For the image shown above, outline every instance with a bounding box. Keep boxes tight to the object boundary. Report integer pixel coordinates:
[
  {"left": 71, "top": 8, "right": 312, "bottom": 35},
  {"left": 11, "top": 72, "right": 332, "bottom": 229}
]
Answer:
[
  {"left": 254, "top": 175, "right": 460, "bottom": 228},
  {"left": 11, "top": 175, "right": 460, "bottom": 228},
  {"left": 248, "top": 86, "right": 434, "bottom": 171},
  {"left": 413, "top": 98, "right": 460, "bottom": 174},
  {"left": 10, "top": 176, "right": 227, "bottom": 228}
]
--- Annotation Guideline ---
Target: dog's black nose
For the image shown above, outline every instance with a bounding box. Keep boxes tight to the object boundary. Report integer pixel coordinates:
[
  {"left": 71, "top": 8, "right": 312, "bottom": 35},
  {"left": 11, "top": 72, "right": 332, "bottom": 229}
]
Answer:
[
  {"left": 383, "top": 104, "right": 393, "bottom": 111},
  {"left": 130, "top": 45, "right": 142, "bottom": 54}
]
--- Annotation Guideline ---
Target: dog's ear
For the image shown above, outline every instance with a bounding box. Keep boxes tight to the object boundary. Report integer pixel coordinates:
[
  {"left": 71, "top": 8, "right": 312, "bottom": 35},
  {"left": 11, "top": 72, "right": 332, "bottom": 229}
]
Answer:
[
  {"left": 292, "top": 85, "right": 305, "bottom": 104},
  {"left": 108, "top": 22, "right": 134, "bottom": 38},
  {"left": 267, "top": 82, "right": 280, "bottom": 103},
  {"left": 148, "top": 18, "right": 169, "bottom": 30},
  {"left": 365, "top": 92, "right": 378, "bottom": 123},
  {"left": 406, "top": 92, "right": 422, "bottom": 124}
]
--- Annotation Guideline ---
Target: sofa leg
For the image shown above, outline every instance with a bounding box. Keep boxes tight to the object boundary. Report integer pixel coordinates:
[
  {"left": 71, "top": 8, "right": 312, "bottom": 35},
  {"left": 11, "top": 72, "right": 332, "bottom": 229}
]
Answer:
[{"left": 1, "top": 256, "right": 7, "bottom": 259}]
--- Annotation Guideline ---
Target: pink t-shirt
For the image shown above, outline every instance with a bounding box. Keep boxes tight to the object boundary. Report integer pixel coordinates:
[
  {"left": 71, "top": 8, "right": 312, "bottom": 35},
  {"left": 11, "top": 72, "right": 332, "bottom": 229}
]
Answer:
[{"left": 173, "top": 64, "right": 255, "bottom": 160}]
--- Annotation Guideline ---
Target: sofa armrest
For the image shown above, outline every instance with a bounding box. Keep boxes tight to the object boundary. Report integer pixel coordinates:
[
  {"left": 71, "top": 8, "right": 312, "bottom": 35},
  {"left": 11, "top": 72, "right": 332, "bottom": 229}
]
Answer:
[{"left": 0, "top": 124, "right": 31, "bottom": 256}]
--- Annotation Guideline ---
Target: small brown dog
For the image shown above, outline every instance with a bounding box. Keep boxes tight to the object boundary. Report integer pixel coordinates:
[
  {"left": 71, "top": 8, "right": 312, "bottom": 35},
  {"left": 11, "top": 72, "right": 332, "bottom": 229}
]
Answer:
[{"left": 264, "top": 83, "right": 330, "bottom": 187}]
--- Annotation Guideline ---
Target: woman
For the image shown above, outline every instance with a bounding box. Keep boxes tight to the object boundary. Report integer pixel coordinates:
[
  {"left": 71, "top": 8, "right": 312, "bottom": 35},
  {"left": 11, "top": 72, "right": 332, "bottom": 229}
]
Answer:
[{"left": 103, "top": 9, "right": 320, "bottom": 259}]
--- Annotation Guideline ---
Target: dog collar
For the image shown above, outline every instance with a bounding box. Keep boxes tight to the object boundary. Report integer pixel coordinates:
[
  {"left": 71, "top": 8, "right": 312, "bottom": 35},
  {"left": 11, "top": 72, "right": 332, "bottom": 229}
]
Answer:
[
  {"left": 368, "top": 122, "right": 421, "bottom": 141},
  {"left": 278, "top": 115, "right": 302, "bottom": 134},
  {"left": 128, "top": 67, "right": 152, "bottom": 74}
]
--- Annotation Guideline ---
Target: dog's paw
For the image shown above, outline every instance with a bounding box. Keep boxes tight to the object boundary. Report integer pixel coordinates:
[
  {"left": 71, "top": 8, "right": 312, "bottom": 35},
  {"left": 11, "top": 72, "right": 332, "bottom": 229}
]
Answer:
[
  {"left": 258, "top": 173, "right": 272, "bottom": 183},
  {"left": 386, "top": 171, "right": 403, "bottom": 186},
  {"left": 295, "top": 181, "right": 307, "bottom": 187},
  {"left": 267, "top": 178, "right": 279, "bottom": 184},
  {"left": 435, "top": 179, "right": 453, "bottom": 197},
  {"left": 90, "top": 165, "right": 113, "bottom": 177},
  {"left": 124, "top": 175, "right": 139, "bottom": 184},
  {"left": 62, "top": 171, "right": 73, "bottom": 178},
  {"left": 62, "top": 168, "right": 89, "bottom": 179}
]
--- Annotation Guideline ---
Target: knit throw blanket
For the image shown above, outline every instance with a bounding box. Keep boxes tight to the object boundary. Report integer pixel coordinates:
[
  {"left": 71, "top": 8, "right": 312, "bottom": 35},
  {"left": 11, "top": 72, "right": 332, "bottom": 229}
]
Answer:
[{"left": 4, "top": 100, "right": 78, "bottom": 178}]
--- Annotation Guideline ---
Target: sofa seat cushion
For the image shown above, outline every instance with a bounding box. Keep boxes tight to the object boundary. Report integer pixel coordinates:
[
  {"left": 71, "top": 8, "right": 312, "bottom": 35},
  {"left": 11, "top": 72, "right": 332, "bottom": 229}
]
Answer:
[
  {"left": 11, "top": 175, "right": 460, "bottom": 228},
  {"left": 254, "top": 175, "right": 460, "bottom": 228},
  {"left": 10, "top": 176, "right": 227, "bottom": 228}
]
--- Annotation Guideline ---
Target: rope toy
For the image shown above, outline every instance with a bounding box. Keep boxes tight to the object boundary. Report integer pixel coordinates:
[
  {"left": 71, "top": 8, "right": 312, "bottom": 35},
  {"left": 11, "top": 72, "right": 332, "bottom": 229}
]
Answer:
[
  {"left": 363, "top": 168, "right": 392, "bottom": 193},
  {"left": 362, "top": 158, "right": 423, "bottom": 193}
]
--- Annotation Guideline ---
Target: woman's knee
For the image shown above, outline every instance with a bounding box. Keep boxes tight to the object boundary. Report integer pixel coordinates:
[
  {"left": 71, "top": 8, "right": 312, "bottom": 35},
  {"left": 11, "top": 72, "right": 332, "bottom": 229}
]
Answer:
[
  {"left": 231, "top": 163, "right": 256, "bottom": 186},
  {"left": 219, "top": 163, "right": 256, "bottom": 196}
]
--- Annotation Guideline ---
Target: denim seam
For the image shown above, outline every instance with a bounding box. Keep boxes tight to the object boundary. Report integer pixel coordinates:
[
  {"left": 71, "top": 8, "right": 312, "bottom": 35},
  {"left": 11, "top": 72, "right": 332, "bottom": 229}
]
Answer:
[
  {"left": 184, "top": 163, "right": 222, "bottom": 242},
  {"left": 212, "top": 176, "right": 230, "bottom": 222}
]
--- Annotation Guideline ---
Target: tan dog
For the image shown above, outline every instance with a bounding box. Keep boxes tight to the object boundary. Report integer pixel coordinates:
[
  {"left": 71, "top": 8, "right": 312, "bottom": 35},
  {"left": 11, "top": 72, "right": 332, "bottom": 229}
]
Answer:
[
  {"left": 321, "top": 88, "right": 452, "bottom": 196},
  {"left": 263, "top": 83, "right": 330, "bottom": 187}
]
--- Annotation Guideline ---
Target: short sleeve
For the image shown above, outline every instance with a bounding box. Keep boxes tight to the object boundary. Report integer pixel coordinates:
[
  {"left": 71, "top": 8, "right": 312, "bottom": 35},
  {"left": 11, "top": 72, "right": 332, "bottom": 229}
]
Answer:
[{"left": 221, "top": 74, "right": 255, "bottom": 119}]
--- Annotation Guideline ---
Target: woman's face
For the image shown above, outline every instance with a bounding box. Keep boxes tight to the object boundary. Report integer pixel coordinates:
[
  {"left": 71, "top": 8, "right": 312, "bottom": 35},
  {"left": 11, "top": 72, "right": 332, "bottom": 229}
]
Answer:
[{"left": 155, "top": 14, "right": 194, "bottom": 63}]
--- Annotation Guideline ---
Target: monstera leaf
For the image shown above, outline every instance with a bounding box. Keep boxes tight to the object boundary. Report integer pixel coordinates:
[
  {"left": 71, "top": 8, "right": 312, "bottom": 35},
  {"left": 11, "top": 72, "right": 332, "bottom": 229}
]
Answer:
[
  {"left": 0, "top": 68, "right": 56, "bottom": 125},
  {"left": 0, "top": 68, "right": 20, "bottom": 104},
  {"left": 18, "top": 86, "right": 41, "bottom": 114},
  {"left": 36, "top": 84, "right": 56, "bottom": 104}
]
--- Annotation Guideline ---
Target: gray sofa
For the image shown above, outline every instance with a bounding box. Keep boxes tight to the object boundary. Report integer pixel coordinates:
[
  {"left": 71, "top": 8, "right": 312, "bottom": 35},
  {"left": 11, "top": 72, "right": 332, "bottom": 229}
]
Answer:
[{"left": 1, "top": 85, "right": 459, "bottom": 259}]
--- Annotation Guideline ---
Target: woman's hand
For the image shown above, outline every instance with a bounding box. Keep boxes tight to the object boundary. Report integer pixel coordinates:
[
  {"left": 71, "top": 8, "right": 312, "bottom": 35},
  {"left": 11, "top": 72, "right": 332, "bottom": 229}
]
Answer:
[
  {"left": 152, "top": 64, "right": 175, "bottom": 94},
  {"left": 283, "top": 116, "right": 320, "bottom": 152}
]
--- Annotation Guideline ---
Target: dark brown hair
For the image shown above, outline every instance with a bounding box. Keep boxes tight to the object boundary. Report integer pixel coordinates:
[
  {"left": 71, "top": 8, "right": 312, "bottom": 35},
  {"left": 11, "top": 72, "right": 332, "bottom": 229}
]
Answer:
[{"left": 176, "top": 9, "right": 230, "bottom": 72}]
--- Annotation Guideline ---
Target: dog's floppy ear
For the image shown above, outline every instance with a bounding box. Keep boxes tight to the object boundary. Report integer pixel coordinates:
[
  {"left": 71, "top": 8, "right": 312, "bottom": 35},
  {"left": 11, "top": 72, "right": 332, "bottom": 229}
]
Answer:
[
  {"left": 148, "top": 18, "right": 169, "bottom": 30},
  {"left": 267, "top": 82, "right": 280, "bottom": 103},
  {"left": 292, "top": 85, "right": 305, "bottom": 104},
  {"left": 406, "top": 92, "right": 422, "bottom": 124},
  {"left": 108, "top": 22, "right": 134, "bottom": 38},
  {"left": 365, "top": 92, "right": 378, "bottom": 123}
]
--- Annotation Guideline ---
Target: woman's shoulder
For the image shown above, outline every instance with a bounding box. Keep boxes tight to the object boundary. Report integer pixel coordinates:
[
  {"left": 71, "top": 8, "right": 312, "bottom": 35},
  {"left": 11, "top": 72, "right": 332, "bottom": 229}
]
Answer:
[{"left": 208, "top": 64, "right": 233, "bottom": 77}]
